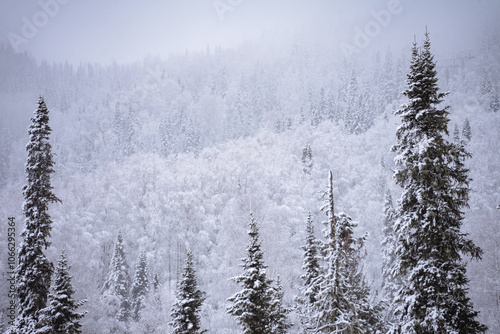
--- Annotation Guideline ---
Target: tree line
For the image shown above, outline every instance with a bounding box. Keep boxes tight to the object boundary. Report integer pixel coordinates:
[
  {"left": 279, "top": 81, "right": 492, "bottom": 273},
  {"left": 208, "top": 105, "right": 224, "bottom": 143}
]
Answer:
[{"left": 5, "top": 32, "right": 487, "bottom": 333}]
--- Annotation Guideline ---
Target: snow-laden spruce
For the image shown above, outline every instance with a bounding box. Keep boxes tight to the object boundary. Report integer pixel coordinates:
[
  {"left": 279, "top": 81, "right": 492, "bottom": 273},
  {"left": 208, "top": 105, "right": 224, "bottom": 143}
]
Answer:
[
  {"left": 101, "top": 233, "right": 132, "bottom": 329},
  {"left": 38, "top": 251, "right": 86, "bottom": 334},
  {"left": 13, "top": 97, "right": 61, "bottom": 333},
  {"left": 305, "top": 172, "right": 384, "bottom": 333},
  {"left": 226, "top": 214, "right": 290, "bottom": 334},
  {"left": 170, "top": 251, "right": 205, "bottom": 334},
  {"left": 295, "top": 212, "right": 322, "bottom": 330},
  {"left": 390, "top": 32, "right": 487, "bottom": 333},
  {"left": 380, "top": 190, "right": 399, "bottom": 324},
  {"left": 131, "top": 250, "right": 149, "bottom": 321}
]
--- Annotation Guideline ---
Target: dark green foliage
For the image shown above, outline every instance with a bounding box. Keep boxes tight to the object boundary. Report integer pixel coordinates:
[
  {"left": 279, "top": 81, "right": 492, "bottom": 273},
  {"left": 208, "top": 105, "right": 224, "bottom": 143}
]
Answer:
[
  {"left": 39, "top": 251, "right": 86, "bottom": 334},
  {"left": 302, "top": 213, "right": 321, "bottom": 301},
  {"left": 131, "top": 251, "right": 149, "bottom": 321},
  {"left": 170, "top": 251, "right": 205, "bottom": 334},
  {"left": 307, "top": 172, "right": 379, "bottom": 333},
  {"left": 269, "top": 277, "right": 292, "bottom": 334},
  {"left": 391, "top": 32, "right": 487, "bottom": 333},
  {"left": 227, "top": 214, "right": 278, "bottom": 334},
  {"left": 15, "top": 96, "right": 60, "bottom": 333},
  {"left": 102, "top": 233, "right": 132, "bottom": 323},
  {"left": 296, "top": 213, "right": 321, "bottom": 332}
]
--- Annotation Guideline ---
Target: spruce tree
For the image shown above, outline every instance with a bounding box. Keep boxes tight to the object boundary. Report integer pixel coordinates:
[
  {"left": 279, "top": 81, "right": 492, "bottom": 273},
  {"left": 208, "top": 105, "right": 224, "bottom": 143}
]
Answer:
[
  {"left": 308, "top": 172, "right": 372, "bottom": 333},
  {"left": 269, "top": 277, "right": 292, "bottom": 334},
  {"left": 296, "top": 213, "right": 321, "bottom": 331},
  {"left": 39, "top": 251, "right": 86, "bottom": 334},
  {"left": 226, "top": 214, "right": 275, "bottom": 334},
  {"left": 462, "top": 118, "right": 472, "bottom": 142},
  {"left": 102, "top": 233, "right": 132, "bottom": 324},
  {"left": 302, "top": 145, "right": 313, "bottom": 175},
  {"left": 391, "top": 32, "right": 486, "bottom": 333},
  {"left": 170, "top": 251, "right": 205, "bottom": 334},
  {"left": 381, "top": 190, "right": 399, "bottom": 315},
  {"left": 130, "top": 251, "right": 149, "bottom": 321},
  {"left": 15, "top": 96, "right": 60, "bottom": 333}
]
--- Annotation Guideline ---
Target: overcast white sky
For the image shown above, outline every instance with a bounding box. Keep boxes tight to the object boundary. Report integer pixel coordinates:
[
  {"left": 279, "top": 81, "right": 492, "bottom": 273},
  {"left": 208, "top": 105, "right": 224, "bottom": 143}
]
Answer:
[{"left": 0, "top": 0, "right": 499, "bottom": 65}]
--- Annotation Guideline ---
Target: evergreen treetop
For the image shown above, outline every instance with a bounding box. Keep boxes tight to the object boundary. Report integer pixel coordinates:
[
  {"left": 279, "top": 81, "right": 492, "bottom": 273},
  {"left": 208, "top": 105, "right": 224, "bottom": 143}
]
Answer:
[
  {"left": 301, "top": 212, "right": 321, "bottom": 301},
  {"left": 391, "top": 31, "right": 486, "bottom": 333},
  {"left": 307, "top": 172, "right": 374, "bottom": 333},
  {"left": 15, "top": 96, "right": 60, "bottom": 333},
  {"left": 226, "top": 214, "right": 275, "bottom": 334},
  {"left": 381, "top": 190, "right": 399, "bottom": 306},
  {"left": 39, "top": 250, "right": 86, "bottom": 334},
  {"left": 131, "top": 250, "right": 149, "bottom": 321},
  {"left": 170, "top": 251, "right": 205, "bottom": 334},
  {"left": 269, "top": 276, "right": 292, "bottom": 334},
  {"left": 102, "top": 233, "right": 132, "bottom": 323}
]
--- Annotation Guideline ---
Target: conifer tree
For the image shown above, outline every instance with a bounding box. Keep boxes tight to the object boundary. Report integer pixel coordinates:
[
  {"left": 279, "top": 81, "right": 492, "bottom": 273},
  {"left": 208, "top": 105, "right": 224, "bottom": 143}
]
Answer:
[
  {"left": 302, "top": 213, "right": 321, "bottom": 303},
  {"left": 462, "top": 118, "right": 472, "bottom": 142},
  {"left": 269, "top": 277, "right": 292, "bottom": 334},
  {"left": 39, "top": 251, "right": 86, "bottom": 334},
  {"left": 296, "top": 213, "right": 321, "bottom": 331},
  {"left": 308, "top": 172, "right": 373, "bottom": 333},
  {"left": 391, "top": 32, "right": 486, "bottom": 333},
  {"left": 170, "top": 251, "right": 205, "bottom": 334},
  {"left": 227, "top": 214, "right": 275, "bottom": 334},
  {"left": 131, "top": 251, "right": 149, "bottom": 321},
  {"left": 102, "top": 233, "right": 132, "bottom": 324},
  {"left": 14, "top": 96, "right": 60, "bottom": 333},
  {"left": 381, "top": 190, "right": 399, "bottom": 312},
  {"left": 345, "top": 74, "right": 359, "bottom": 134},
  {"left": 302, "top": 145, "right": 313, "bottom": 175}
]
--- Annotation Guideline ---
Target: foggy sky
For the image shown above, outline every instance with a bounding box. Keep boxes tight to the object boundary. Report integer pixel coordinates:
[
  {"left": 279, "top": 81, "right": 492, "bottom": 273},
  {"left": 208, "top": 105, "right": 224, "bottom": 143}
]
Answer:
[{"left": 0, "top": 0, "right": 499, "bottom": 65}]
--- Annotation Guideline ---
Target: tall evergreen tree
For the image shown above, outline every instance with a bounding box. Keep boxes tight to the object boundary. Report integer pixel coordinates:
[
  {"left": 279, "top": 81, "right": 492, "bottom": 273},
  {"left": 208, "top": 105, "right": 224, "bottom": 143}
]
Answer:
[
  {"left": 302, "top": 213, "right": 321, "bottom": 303},
  {"left": 102, "top": 233, "right": 132, "bottom": 324},
  {"left": 381, "top": 190, "right": 399, "bottom": 312},
  {"left": 269, "top": 277, "right": 292, "bottom": 334},
  {"left": 391, "top": 32, "right": 486, "bottom": 333},
  {"left": 344, "top": 73, "right": 359, "bottom": 134},
  {"left": 227, "top": 214, "right": 275, "bottom": 334},
  {"left": 308, "top": 172, "right": 373, "bottom": 333},
  {"left": 39, "top": 251, "right": 86, "bottom": 334},
  {"left": 296, "top": 213, "right": 321, "bottom": 331},
  {"left": 14, "top": 96, "right": 60, "bottom": 333},
  {"left": 169, "top": 251, "right": 206, "bottom": 334},
  {"left": 130, "top": 251, "right": 149, "bottom": 321}
]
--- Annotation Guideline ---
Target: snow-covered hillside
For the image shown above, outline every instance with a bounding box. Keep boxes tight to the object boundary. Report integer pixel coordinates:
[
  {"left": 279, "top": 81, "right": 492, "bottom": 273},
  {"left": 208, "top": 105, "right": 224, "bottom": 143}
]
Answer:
[{"left": 0, "top": 31, "right": 499, "bottom": 332}]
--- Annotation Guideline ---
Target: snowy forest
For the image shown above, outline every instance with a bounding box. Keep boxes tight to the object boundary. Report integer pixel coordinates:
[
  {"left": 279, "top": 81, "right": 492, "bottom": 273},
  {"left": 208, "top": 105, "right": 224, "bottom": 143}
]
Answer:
[{"left": 1, "top": 6, "right": 500, "bottom": 333}]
